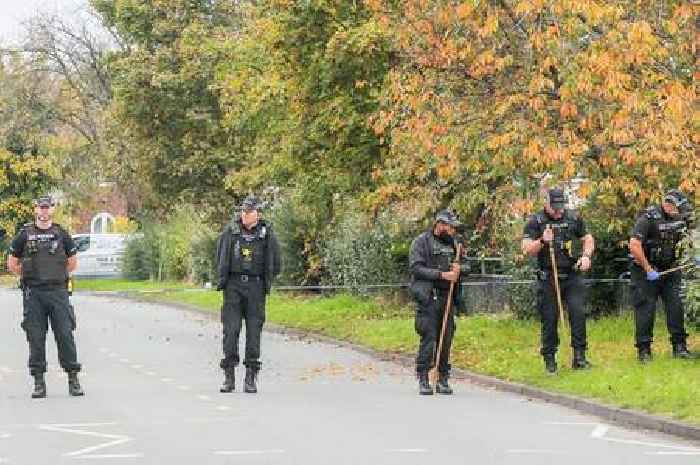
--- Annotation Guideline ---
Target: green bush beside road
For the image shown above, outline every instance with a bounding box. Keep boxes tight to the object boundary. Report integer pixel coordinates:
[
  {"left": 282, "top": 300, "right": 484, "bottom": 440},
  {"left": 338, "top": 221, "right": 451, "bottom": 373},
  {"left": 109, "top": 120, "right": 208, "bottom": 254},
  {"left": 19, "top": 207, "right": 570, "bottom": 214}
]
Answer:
[{"left": 74, "top": 279, "right": 699, "bottom": 426}]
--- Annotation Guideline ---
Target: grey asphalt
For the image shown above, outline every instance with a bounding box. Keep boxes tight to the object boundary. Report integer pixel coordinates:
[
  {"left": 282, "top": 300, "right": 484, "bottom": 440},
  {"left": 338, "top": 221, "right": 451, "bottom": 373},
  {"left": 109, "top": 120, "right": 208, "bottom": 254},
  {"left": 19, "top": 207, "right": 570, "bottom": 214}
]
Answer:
[{"left": 1, "top": 288, "right": 698, "bottom": 465}]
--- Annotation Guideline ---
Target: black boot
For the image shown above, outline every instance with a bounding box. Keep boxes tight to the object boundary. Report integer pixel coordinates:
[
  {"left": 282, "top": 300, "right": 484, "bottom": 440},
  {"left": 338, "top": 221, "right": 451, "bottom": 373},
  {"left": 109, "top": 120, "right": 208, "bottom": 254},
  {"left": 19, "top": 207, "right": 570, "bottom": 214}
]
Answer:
[
  {"left": 435, "top": 373, "right": 453, "bottom": 395},
  {"left": 244, "top": 367, "right": 258, "bottom": 394},
  {"left": 638, "top": 345, "right": 653, "bottom": 363},
  {"left": 417, "top": 372, "right": 433, "bottom": 395},
  {"left": 672, "top": 342, "right": 691, "bottom": 359},
  {"left": 31, "top": 373, "right": 46, "bottom": 399},
  {"left": 220, "top": 369, "right": 235, "bottom": 393},
  {"left": 543, "top": 354, "right": 557, "bottom": 374},
  {"left": 572, "top": 349, "right": 592, "bottom": 370},
  {"left": 68, "top": 372, "right": 84, "bottom": 397}
]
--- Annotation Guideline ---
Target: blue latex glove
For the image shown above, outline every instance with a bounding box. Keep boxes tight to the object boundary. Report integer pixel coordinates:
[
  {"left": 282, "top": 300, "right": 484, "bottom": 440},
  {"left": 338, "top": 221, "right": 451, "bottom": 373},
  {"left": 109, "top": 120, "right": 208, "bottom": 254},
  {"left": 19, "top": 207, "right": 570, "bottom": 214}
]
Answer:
[{"left": 646, "top": 270, "right": 660, "bottom": 281}]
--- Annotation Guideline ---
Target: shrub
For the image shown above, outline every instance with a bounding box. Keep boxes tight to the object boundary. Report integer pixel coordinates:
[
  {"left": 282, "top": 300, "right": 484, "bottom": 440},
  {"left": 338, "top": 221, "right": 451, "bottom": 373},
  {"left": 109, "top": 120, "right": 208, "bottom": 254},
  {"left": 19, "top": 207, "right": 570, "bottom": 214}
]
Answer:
[
  {"left": 121, "top": 206, "right": 212, "bottom": 282},
  {"left": 321, "top": 208, "right": 412, "bottom": 292},
  {"left": 268, "top": 191, "right": 331, "bottom": 285},
  {"left": 121, "top": 232, "right": 150, "bottom": 281},
  {"left": 191, "top": 227, "right": 218, "bottom": 285}
]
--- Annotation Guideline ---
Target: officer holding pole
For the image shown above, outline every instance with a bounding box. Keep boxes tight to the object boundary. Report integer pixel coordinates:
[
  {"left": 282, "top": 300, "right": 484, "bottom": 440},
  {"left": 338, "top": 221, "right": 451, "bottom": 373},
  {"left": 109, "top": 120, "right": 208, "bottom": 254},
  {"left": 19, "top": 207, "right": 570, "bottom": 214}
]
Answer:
[
  {"left": 628, "top": 189, "right": 694, "bottom": 362},
  {"left": 409, "top": 209, "right": 469, "bottom": 395},
  {"left": 522, "top": 188, "right": 595, "bottom": 374}
]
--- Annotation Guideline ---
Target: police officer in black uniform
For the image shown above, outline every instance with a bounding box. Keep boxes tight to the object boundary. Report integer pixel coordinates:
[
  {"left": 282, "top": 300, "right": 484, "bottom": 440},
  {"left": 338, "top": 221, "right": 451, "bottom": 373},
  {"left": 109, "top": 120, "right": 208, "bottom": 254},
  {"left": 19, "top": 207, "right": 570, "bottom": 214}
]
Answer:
[
  {"left": 6, "top": 196, "right": 84, "bottom": 398},
  {"left": 628, "top": 189, "right": 693, "bottom": 362},
  {"left": 215, "top": 195, "right": 280, "bottom": 393},
  {"left": 522, "top": 188, "right": 596, "bottom": 373},
  {"left": 409, "top": 209, "right": 469, "bottom": 395}
]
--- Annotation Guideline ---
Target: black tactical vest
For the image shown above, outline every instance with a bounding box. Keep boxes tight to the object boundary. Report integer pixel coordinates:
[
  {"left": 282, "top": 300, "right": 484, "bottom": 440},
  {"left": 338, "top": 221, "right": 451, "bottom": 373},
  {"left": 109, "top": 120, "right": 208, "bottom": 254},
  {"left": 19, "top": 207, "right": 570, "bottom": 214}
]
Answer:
[
  {"left": 533, "top": 211, "right": 579, "bottom": 272},
  {"left": 431, "top": 235, "right": 456, "bottom": 289},
  {"left": 640, "top": 205, "right": 687, "bottom": 269},
  {"left": 21, "top": 224, "right": 69, "bottom": 287},
  {"left": 229, "top": 222, "right": 267, "bottom": 276}
]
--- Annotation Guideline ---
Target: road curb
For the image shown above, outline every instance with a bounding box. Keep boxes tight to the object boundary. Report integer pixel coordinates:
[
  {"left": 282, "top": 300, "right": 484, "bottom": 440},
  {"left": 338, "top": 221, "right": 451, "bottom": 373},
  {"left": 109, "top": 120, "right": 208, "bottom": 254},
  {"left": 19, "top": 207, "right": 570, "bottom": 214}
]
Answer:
[
  {"left": 263, "top": 324, "right": 700, "bottom": 444},
  {"left": 78, "top": 290, "right": 700, "bottom": 444}
]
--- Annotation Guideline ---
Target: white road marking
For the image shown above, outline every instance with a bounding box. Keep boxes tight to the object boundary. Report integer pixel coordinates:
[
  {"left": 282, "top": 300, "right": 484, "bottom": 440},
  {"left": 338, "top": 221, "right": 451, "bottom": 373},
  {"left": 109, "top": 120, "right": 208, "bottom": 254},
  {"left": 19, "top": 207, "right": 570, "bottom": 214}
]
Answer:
[
  {"left": 197, "top": 395, "right": 212, "bottom": 401},
  {"left": 597, "top": 436, "right": 700, "bottom": 452},
  {"left": 160, "top": 378, "right": 173, "bottom": 383},
  {"left": 214, "top": 450, "right": 285, "bottom": 456},
  {"left": 39, "top": 423, "right": 143, "bottom": 459},
  {"left": 131, "top": 365, "right": 143, "bottom": 370},
  {"left": 177, "top": 386, "right": 191, "bottom": 391},
  {"left": 215, "top": 406, "right": 231, "bottom": 411},
  {"left": 506, "top": 449, "right": 563, "bottom": 454},
  {"left": 591, "top": 424, "right": 609, "bottom": 438},
  {"left": 70, "top": 454, "right": 144, "bottom": 459},
  {"left": 145, "top": 371, "right": 156, "bottom": 376},
  {"left": 546, "top": 421, "right": 700, "bottom": 454},
  {"left": 588, "top": 423, "right": 699, "bottom": 452},
  {"left": 646, "top": 451, "right": 700, "bottom": 456},
  {"left": 386, "top": 448, "right": 428, "bottom": 453},
  {"left": 0, "top": 433, "right": 11, "bottom": 439}
]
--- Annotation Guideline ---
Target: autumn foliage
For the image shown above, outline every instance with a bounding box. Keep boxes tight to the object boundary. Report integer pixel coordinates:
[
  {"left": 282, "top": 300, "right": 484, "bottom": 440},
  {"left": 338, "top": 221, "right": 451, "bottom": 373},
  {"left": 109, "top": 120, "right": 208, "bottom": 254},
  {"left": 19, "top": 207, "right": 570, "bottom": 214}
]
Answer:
[
  {"left": 2, "top": 1, "right": 696, "bottom": 279},
  {"left": 369, "top": 0, "right": 696, "bottom": 243}
]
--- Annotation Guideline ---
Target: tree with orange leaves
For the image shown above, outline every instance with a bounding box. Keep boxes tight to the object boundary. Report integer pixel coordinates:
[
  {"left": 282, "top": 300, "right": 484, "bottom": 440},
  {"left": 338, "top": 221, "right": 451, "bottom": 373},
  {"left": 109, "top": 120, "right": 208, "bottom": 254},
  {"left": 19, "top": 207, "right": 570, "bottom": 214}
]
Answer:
[{"left": 369, "top": 0, "right": 696, "bottom": 252}]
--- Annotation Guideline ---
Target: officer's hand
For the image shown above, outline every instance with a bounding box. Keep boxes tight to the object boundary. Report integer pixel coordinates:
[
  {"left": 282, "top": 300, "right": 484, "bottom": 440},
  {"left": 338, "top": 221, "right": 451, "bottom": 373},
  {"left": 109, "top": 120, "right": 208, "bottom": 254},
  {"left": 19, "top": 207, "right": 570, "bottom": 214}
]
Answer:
[
  {"left": 576, "top": 256, "right": 591, "bottom": 272},
  {"left": 451, "top": 262, "right": 460, "bottom": 274},
  {"left": 646, "top": 269, "right": 660, "bottom": 281},
  {"left": 441, "top": 270, "right": 460, "bottom": 282},
  {"left": 542, "top": 227, "right": 554, "bottom": 243}
]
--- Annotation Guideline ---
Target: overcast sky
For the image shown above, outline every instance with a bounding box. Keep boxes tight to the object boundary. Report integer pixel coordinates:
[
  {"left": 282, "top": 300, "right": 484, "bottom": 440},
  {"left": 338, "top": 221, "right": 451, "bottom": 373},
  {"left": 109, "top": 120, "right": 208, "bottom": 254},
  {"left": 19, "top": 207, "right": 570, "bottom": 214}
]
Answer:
[{"left": 0, "top": 0, "right": 86, "bottom": 43}]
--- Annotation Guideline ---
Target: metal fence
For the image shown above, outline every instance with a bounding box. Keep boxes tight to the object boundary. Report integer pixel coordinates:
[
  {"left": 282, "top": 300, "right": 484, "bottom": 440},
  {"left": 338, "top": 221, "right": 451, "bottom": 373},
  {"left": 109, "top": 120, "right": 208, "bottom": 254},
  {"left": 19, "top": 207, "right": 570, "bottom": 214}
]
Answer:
[{"left": 273, "top": 278, "right": 635, "bottom": 315}]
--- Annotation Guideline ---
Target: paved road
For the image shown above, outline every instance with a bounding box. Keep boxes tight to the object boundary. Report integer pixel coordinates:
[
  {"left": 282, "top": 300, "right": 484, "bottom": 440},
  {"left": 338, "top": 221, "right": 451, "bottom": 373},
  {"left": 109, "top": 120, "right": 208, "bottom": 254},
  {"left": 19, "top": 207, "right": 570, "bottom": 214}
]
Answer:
[{"left": 1, "top": 289, "right": 698, "bottom": 464}]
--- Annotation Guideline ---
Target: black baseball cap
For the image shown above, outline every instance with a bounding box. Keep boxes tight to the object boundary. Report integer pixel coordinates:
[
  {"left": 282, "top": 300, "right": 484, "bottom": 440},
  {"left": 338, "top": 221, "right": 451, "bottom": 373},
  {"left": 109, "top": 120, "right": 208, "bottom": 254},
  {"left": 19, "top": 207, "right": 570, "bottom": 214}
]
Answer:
[
  {"left": 435, "top": 209, "right": 462, "bottom": 228},
  {"left": 240, "top": 195, "right": 261, "bottom": 211},
  {"left": 664, "top": 189, "right": 691, "bottom": 215},
  {"left": 547, "top": 188, "right": 567, "bottom": 210},
  {"left": 34, "top": 195, "right": 55, "bottom": 207}
]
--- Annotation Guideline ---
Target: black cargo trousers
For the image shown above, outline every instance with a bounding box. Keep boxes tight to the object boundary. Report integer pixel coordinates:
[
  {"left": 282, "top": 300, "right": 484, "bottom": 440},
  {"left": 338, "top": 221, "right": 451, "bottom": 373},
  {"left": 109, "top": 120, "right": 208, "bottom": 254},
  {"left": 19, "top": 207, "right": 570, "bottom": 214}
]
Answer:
[
  {"left": 22, "top": 286, "right": 80, "bottom": 375},
  {"left": 220, "top": 275, "right": 266, "bottom": 371},
  {"left": 415, "top": 288, "right": 455, "bottom": 375},
  {"left": 630, "top": 266, "right": 687, "bottom": 348},
  {"left": 536, "top": 271, "right": 587, "bottom": 356}
]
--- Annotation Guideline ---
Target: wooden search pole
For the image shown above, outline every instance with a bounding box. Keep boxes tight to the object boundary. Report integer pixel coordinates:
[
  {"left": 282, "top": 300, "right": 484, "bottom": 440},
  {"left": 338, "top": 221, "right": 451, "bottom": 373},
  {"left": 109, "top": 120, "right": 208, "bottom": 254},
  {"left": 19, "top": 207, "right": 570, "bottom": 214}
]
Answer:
[
  {"left": 430, "top": 243, "right": 463, "bottom": 386},
  {"left": 547, "top": 226, "right": 568, "bottom": 351}
]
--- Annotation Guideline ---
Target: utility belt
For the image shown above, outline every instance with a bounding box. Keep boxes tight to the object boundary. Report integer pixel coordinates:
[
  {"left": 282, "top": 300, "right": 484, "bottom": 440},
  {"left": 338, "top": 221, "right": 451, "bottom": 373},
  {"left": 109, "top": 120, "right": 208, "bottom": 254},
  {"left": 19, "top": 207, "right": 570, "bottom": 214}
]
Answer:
[
  {"left": 536, "top": 270, "right": 573, "bottom": 281},
  {"left": 21, "top": 278, "right": 68, "bottom": 289},
  {"left": 229, "top": 273, "right": 262, "bottom": 283}
]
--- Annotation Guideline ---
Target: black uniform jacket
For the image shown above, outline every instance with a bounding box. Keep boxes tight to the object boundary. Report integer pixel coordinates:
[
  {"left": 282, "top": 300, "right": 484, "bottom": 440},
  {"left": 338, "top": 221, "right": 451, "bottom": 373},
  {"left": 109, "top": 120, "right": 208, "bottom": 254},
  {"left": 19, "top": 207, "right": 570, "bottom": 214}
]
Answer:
[
  {"left": 216, "top": 219, "right": 281, "bottom": 294},
  {"left": 409, "top": 229, "right": 467, "bottom": 306}
]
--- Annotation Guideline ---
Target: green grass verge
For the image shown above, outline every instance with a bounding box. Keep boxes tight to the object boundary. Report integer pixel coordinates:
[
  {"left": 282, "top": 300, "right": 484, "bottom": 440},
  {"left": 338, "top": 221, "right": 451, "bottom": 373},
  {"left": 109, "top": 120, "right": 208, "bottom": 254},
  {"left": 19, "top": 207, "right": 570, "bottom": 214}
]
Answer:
[
  {"left": 75, "top": 278, "right": 196, "bottom": 292},
  {"left": 0, "top": 274, "right": 19, "bottom": 288},
  {"left": 77, "top": 279, "right": 700, "bottom": 426}
]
